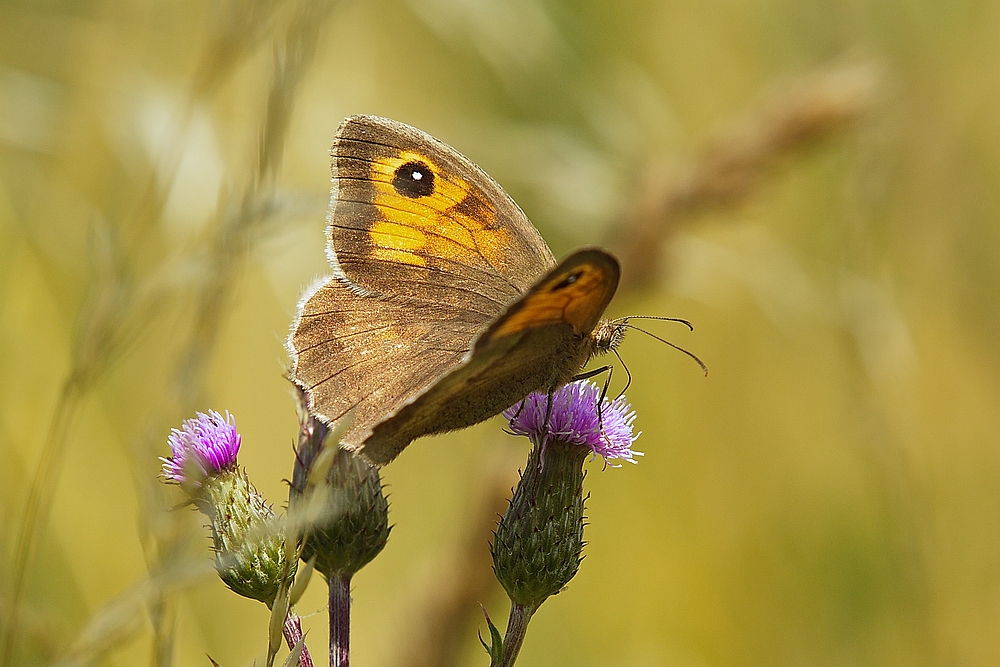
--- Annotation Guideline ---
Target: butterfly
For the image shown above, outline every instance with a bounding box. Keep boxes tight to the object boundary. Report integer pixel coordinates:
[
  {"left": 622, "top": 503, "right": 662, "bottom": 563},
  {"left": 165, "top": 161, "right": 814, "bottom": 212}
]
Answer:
[{"left": 288, "top": 115, "right": 628, "bottom": 465}]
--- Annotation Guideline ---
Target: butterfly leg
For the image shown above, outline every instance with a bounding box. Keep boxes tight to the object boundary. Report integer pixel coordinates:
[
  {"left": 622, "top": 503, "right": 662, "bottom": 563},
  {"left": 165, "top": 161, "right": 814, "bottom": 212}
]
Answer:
[
  {"left": 570, "top": 365, "right": 613, "bottom": 383},
  {"left": 507, "top": 398, "right": 527, "bottom": 430},
  {"left": 570, "top": 365, "right": 614, "bottom": 426},
  {"left": 570, "top": 365, "right": 615, "bottom": 448},
  {"left": 540, "top": 388, "right": 555, "bottom": 446},
  {"left": 532, "top": 388, "right": 557, "bottom": 476}
]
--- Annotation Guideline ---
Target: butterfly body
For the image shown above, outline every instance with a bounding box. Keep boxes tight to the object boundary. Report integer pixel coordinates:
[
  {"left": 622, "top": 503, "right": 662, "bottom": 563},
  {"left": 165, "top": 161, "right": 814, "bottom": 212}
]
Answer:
[{"left": 289, "top": 116, "right": 624, "bottom": 465}]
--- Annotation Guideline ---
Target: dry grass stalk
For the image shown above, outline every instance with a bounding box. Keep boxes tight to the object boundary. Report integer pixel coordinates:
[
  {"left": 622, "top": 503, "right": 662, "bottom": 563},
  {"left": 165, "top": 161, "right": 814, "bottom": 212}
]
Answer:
[{"left": 612, "top": 59, "right": 881, "bottom": 290}]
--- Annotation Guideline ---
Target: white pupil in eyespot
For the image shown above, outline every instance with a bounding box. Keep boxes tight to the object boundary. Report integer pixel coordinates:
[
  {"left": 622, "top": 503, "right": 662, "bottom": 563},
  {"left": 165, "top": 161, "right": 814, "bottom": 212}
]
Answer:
[{"left": 412, "top": 171, "right": 423, "bottom": 181}]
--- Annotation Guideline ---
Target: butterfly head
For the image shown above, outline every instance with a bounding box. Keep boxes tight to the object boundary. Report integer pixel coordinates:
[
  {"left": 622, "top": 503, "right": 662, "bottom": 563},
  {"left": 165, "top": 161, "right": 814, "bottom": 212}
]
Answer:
[
  {"left": 589, "top": 317, "right": 628, "bottom": 357},
  {"left": 591, "top": 316, "right": 709, "bottom": 376}
]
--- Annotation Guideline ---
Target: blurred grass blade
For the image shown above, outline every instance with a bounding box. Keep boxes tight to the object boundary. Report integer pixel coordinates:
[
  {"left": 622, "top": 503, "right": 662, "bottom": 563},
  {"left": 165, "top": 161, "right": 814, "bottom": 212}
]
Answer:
[
  {"left": 289, "top": 557, "right": 316, "bottom": 607},
  {"left": 1, "top": 219, "right": 137, "bottom": 667},
  {"left": 52, "top": 558, "right": 215, "bottom": 667},
  {"left": 266, "top": 583, "right": 291, "bottom": 667},
  {"left": 282, "top": 636, "right": 306, "bottom": 667}
]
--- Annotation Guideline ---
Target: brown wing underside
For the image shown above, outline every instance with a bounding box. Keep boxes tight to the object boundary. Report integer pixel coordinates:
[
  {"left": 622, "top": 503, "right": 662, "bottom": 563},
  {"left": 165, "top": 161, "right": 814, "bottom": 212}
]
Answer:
[
  {"left": 289, "top": 278, "right": 485, "bottom": 447},
  {"left": 328, "top": 115, "right": 556, "bottom": 311}
]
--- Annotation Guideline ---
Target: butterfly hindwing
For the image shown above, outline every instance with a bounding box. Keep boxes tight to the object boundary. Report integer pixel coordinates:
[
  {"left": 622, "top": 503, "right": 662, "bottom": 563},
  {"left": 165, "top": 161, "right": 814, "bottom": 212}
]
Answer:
[{"left": 290, "top": 279, "right": 482, "bottom": 446}]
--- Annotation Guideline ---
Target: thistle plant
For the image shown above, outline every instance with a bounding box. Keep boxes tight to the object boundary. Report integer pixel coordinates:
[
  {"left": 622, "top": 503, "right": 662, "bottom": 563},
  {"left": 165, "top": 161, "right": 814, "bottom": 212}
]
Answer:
[
  {"left": 157, "top": 385, "right": 639, "bottom": 667},
  {"left": 160, "top": 411, "right": 312, "bottom": 666},
  {"left": 485, "top": 381, "right": 641, "bottom": 667}
]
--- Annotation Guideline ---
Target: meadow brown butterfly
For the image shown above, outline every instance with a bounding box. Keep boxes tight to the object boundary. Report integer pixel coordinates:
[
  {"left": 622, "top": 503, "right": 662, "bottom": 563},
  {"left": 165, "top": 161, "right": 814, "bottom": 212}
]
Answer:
[{"left": 288, "top": 116, "right": 627, "bottom": 465}]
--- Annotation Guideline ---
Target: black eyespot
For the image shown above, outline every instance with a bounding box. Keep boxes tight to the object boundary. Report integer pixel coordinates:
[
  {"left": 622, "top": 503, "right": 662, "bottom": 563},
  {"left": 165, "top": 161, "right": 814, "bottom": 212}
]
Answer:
[
  {"left": 392, "top": 161, "right": 435, "bottom": 198},
  {"left": 553, "top": 271, "right": 583, "bottom": 290}
]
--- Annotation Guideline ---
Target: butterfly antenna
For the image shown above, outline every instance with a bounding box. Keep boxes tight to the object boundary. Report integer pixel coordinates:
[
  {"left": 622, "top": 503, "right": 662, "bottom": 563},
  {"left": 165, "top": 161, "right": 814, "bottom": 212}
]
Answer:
[
  {"left": 624, "top": 324, "right": 709, "bottom": 376},
  {"left": 614, "top": 315, "right": 695, "bottom": 331},
  {"left": 612, "top": 347, "right": 632, "bottom": 399}
]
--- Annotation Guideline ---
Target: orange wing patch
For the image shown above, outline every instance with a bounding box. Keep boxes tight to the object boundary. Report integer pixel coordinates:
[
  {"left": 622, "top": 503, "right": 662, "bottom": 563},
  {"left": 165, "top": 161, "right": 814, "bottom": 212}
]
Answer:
[
  {"left": 365, "top": 150, "right": 510, "bottom": 268},
  {"left": 489, "top": 262, "right": 616, "bottom": 339}
]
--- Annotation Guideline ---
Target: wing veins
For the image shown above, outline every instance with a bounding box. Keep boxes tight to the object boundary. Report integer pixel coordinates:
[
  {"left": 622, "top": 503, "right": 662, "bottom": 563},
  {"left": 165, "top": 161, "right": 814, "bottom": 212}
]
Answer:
[
  {"left": 326, "top": 252, "right": 506, "bottom": 320},
  {"left": 309, "top": 352, "right": 392, "bottom": 391},
  {"left": 338, "top": 207, "right": 482, "bottom": 252},
  {"left": 301, "top": 308, "right": 486, "bottom": 332},
  {"left": 336, "top": 136, "right": 480, "bottom": 188},
  {"left": 313, "top": 348, "right": 467, "bottom": 423},
  {"left": 331, "top": 247, "right": 518, "bottom": 312},
  {"left": 294, "top": 323, "right": 397, "bottom": 354},
  {"left": 335, "top": 195, "right": 498, "bottom": 257}
]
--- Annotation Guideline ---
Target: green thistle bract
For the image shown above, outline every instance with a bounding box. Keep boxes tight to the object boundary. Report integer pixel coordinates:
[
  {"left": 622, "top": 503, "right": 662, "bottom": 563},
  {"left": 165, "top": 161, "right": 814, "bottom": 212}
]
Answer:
[
  {"left": 202, "top": 468, "right": 290, "bottom": 606},
  {"left": 291, "top": 446, "right": 390, "bottom": 579}
]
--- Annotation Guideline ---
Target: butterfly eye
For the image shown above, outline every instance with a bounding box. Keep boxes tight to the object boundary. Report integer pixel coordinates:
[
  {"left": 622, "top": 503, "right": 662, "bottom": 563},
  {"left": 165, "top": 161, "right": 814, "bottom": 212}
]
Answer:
[
  {"left": 552, "top": 271, "right": 583, "bottom": 291},
  {"left": 392, "top": 161, "right": 435, "bottom": 198}
]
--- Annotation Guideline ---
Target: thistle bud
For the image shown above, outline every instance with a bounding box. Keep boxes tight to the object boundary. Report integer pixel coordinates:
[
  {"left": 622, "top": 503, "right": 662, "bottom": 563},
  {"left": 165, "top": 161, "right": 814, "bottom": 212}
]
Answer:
[
  {"left": 293, "top": 447, "right": 390, "bottom": 579},
  {"left": 288, "top": 396, "right": 390, "bottom": 580}
]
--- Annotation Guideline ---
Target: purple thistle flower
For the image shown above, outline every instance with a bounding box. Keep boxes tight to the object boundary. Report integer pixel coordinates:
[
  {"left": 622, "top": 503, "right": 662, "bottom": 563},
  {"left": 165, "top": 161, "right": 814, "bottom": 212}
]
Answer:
[
  {"left": 161, "top": 410, "right": 241, "bottom": 484},
  {"left": 503, "top": 381, "right": 642, "bottom": 465}
]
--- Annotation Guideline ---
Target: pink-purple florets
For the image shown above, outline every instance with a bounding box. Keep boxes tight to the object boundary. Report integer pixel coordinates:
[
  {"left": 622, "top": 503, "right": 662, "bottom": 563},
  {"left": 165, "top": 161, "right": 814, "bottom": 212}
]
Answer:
[
  {"left": 162, "top": 410, "right": 241, "bottom": 484},
  {"left": 503, "top": 381, "right": 642, "bottom": 465}
]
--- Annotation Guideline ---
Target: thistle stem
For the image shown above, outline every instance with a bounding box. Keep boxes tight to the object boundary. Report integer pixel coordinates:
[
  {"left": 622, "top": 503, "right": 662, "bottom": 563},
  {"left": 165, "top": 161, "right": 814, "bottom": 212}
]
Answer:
[
  {"left": 496, "top": 602, "right": 537, "bottom": 667},
  {"left": 283, "top": 610, "right": 314, "bottom": 667},
  {"left": 329, "top": 574, "right": 351, "bottom": 667}
]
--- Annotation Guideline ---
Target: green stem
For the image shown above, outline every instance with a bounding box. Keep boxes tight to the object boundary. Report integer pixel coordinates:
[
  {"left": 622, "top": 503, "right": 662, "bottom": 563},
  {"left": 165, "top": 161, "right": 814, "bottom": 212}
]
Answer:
[
  {"left": 496, "top": 602, "right": 538, "bottom": 667},
  {"left": 283, "top": 609, "right": 313, "bottom": 667},
  {"left": 329, "top": 574, "right": 351, "bottom": 667}
]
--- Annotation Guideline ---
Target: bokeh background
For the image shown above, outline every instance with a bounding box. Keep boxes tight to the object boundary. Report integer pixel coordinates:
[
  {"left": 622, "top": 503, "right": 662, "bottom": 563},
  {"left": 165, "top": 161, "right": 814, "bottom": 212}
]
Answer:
[{"left": 2, "top": 0, "right": 999, "bottom": 665}]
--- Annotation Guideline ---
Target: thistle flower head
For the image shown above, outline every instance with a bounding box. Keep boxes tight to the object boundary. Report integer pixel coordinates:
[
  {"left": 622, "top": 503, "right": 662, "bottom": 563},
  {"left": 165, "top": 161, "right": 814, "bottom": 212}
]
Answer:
[
  {"left": 493, "top": 381, "right": 643, "bottom": 610},
  {"left": 161, "top": 410, "right": 241, "bottom": 484},
  {"left": 503, "top": 381, "right": 641, "bottom": 465},
  {"left": 159, "top": 411, "right": 290, "bottom": 606}
]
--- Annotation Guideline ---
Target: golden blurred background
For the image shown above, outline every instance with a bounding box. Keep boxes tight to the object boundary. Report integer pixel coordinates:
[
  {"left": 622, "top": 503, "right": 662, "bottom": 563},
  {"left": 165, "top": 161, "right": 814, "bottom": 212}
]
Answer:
[{"left": 2, "top": 0, "right": 999, "bottom": 665}]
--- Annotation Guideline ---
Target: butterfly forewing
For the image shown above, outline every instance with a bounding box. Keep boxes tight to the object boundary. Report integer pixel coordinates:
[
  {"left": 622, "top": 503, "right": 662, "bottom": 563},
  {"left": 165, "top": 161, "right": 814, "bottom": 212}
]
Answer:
[
  {"left": 328, "top": 116, "right": 555, "bottom": 311},
  {"left": 478, "top": 249, "right": 620, "bottom": 345}
]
